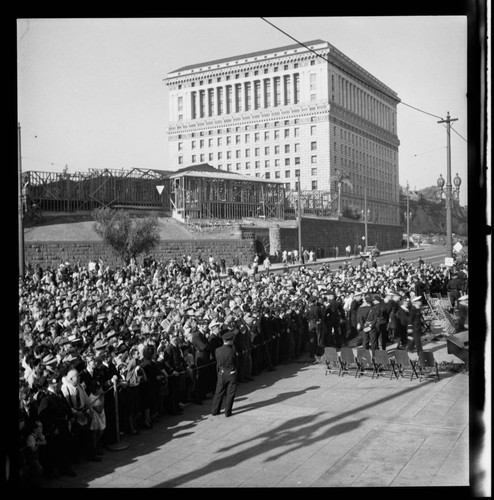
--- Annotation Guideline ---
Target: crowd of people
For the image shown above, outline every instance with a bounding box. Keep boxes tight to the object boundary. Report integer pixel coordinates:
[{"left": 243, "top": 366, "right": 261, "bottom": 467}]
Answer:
[{"left": 18, "top": 251, "right": 468, "bottom": 487}]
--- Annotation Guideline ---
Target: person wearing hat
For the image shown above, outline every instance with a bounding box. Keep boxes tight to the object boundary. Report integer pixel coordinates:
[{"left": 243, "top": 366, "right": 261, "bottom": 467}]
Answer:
[
  {"left": 408, "top": 296, "right": 425, "bottom": 355},
  {"left": 323, "top": 292, "right": 345, "bottom": 349},
  {"left": 446, "top": 272, "right": 461, "bottom": 311},
  {"left": 456, "top": 295, "right": 469, "bottom": 332},
  {"left": 396, "top": 296, "right": 412, "bottom": 350},
  {"left": 386, "top": 292, "right": 401, "bottom": 344},
  {"left": 354, "top": 294, "right": 373, "bottom": 349},
  {"left": 305, "top": 296, "right": 322, "bottom": 362},
  {"left": 365, "top": 295, "right": 384, "bottom": 353},
  {"left": 189, "top": 321, "right": 212, "bottom": 405},
  {"left": 347, "top": 291, "right": 363, "bottom": 346},
  {"left": 61, "top": 368, "right": 100, "bottom": 462},
  {"left": 37, "top": 374, "right": 77, "bottom": 478},
  {"left": 211, "top": 330, "right": 238, "bottom": 417},
  {"left": 376, "top": 293, "right": 391, "bottom": 350}
]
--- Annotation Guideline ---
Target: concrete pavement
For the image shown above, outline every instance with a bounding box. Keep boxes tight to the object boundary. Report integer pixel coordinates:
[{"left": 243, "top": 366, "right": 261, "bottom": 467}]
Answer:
[{"left": 43, "top": 338, "right": 469, "bottom": 489}]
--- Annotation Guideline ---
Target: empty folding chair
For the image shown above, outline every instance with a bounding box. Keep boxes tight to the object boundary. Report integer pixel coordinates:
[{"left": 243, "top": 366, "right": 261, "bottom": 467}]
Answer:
[
  {"left": 355, "top": 348, "right": 376, "bottom": 378},
  {"left": 417, "top": 351, "right": 440, "bottom": 382},
  {"left": 322, "top": 347, "right": 341, "bottom": 376},
  {"left": 339, "top": 347, "right": 359, "bottom": 378},
  {"left": 393, "top": 349, "right": 419, "bottom": 381},
  {"left": 373, "top": 349, "right": 398, "bottom": 380}
]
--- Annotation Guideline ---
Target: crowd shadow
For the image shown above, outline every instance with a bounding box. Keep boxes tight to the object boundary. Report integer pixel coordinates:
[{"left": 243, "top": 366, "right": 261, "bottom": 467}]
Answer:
[
  {"left": 40, "top": 354, "right": 460, "bottom": 488},
  {"left": 154, "top": 372, "right": 452, "bottom": 487}
]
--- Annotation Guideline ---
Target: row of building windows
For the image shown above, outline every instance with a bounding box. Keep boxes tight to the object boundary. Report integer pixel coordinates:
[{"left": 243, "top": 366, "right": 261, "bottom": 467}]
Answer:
[
  {"left": 178, "top": 156, "right": 310, "bottom": 168},
  {"left": 336, "top": 75, "right": 395, "bottom": 131},
  {"left": 174, "top": 115, "right": 325, "bottom": 140},
  {"left": 334, "top": 126, "right": 397, "bottom": 159},
  {"left": 179, "top": 123, "right": 319, "bottom": 149},
  {"left": 181, "top": 143, "right": 317, "bottom": 156},
  {"left": 178, "top": 60, "right": 315, "bottom": 89},
  {"left": 187, "top": 74, "right": 301, "bottom": 119},
  {"left": 334, "top": 156, "right": 396, "bottom": 181},
  {"left": 176, "top": 58, "right": 323, "bottom": 89}
]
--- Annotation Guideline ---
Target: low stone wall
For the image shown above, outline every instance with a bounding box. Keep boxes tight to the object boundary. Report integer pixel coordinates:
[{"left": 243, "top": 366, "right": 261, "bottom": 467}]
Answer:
[
  {"left": 24, "top": 239, "right": 257, "bottom": 269},
  {"left": 279, "top": 217, "right": 402, "bottom": 256},
  {"left": 238, "top": 218, "right": 402, "bottom": 258}
]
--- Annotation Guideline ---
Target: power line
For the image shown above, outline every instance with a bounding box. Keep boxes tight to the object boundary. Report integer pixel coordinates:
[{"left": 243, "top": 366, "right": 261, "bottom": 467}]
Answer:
[
  {"left": 440, "top": 123, "right": 468, "bottom": 143},
  {"left": 259, "top": 17, "right": 445, "bottom": 121},
  {"left": 409, "top": 146, "right": 447, "bottom": 158},
  {"left": 450, "top": 124, "right": 468, "bottom": 143}
]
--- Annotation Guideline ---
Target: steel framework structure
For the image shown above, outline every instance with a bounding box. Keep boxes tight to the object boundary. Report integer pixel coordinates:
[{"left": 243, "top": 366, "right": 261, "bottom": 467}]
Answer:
[
  {"left": 284, "top": 189, "right": 339, "bottom": 217},
  {"left": 170, "top": 173, "right": 285, "bottom": 220},
  {"left": 22, "top": 168, "right": 172, "bottom": 213}
]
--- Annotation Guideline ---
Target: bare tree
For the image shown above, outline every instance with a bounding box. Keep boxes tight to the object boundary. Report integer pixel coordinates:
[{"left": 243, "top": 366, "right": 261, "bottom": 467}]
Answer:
[{"left": 92, "top": 207, "right": 161, "bottom": 265}]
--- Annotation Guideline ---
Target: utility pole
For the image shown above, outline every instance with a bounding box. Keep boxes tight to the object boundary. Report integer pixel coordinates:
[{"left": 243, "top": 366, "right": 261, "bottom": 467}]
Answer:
[
  {"left": 18, "top": 122, "right": 25, "bottom": 278},
  {"left": 406, "top": 181, "right": 410, "bottom": 250},
  {"left": 437, "top": 112, "right": 458, "bottom": 259},
  {"left": 364, "top": 185, "right": 368, "bottom": 246},
  {"left": 297, "top": 171, "right": 302, "bottom": 259}
]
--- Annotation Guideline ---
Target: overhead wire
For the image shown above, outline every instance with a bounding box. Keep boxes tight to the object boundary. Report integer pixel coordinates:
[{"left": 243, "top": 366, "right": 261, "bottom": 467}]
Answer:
[{"left": 259, "top": 17, "right": 446, "bottom": 121}]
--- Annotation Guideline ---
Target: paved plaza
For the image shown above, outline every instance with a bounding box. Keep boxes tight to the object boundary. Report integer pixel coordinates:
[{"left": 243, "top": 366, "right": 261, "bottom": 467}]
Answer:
[{"left": 43, "top": 340, "right": 470, "bottom": 489}]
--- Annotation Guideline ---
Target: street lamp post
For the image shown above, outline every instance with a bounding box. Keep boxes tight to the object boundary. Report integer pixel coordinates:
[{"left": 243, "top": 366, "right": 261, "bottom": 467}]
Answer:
[
  {"left": 406, "top": 182, "right": 410, "bottom": 250},
  {"left": 18, "top": 122, "right": 25, "bottom": 278},
  {"left": 362, "top": 186, "right": 368, "bottom": 246},
  {"left": 297, "top": 171, "right": 302, "bottom": 259},
  {"left": 437, "top": 111, "right": 458, "bottom": 259}
]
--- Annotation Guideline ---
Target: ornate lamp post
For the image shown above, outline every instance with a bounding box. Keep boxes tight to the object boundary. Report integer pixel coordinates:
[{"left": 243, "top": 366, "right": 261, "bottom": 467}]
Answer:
[
  {"left": 437, "top": 111, "right": 458, "bottom": 259},
  {"left": 437, "top": 171, "right": 462, "bottom": 258},
  {"left": 453, "top": 173, "right": 462, "bottom": 202}
]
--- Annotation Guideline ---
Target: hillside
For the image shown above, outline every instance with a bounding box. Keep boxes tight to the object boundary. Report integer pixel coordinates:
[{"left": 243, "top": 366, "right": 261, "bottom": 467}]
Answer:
[{"left": 23, "top": 214, "right": 196, "bottom": 242}]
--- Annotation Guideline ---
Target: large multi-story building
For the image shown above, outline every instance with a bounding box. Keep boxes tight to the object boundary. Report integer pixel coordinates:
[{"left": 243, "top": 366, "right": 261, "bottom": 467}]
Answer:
[{"left": 165, "top": 39, "right": 401, "bottom": 225}]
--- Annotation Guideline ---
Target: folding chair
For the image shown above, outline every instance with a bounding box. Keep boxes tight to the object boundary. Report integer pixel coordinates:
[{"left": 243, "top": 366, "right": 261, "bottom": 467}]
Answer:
[
  {"left": 373, "top": 349, "right": 398, "bottom": 380},
  {"left": 417, "top": 351, "right": 440, "bottom": 382},
  {"left": 392, "top": 349, "right": 419, "bottom": 381},
  {"left": 339, "top": 347, "right": 359, "bottom": 378},
  {"left": 355, "top": 348, "right": 376, "bottom": 378},
  {"left": 322, "top": 347, "right": 341, "bottom": 376}
]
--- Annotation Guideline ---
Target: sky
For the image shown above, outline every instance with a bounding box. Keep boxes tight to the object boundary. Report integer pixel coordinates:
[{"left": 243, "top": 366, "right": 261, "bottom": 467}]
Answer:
[{"left": 17, "top": 16, "right": 470, "bottom": 206}]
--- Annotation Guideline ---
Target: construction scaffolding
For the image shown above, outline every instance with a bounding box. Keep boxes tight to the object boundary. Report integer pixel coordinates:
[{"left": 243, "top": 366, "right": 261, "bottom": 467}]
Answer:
[
  {"left": 21, "top": 168, "right": 172, "bottom": 213},
  {"left": 20, "top": 164, "right": 285, "bottom": 222},
  {"left": 169, "top": 170, "right": 285, "bottom": 221},
  {"left": 284, "top": 189, "right": 339, "bottom": 217}
]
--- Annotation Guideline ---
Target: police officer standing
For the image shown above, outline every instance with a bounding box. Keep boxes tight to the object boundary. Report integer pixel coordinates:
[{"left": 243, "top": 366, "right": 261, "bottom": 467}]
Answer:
[{"left": 211, "top": 330, "right": 238, "bottom": 417}]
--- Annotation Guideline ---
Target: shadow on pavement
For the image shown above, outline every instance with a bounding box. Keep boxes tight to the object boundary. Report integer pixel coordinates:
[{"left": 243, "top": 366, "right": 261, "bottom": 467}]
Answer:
[{"left": 153, "top": 373, "right": 455, "bottom": 488}]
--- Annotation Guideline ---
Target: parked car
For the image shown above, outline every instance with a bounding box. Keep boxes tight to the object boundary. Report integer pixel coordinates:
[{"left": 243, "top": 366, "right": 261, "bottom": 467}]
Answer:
[{"left": 360, "top": 245, "right": 380, "bottom": 258}]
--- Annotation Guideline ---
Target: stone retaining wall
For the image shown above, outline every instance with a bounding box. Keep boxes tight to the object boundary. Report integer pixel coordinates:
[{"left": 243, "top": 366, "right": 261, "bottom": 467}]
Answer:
[{"left": 24, "top": 239, "right": 257, "bottom": 269}]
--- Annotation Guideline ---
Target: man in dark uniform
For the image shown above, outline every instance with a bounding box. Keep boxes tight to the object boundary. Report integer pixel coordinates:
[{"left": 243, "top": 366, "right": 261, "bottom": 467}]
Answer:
[
  {"left": 355, "top": 294, "right": 372, "bottom": 349},
  {"left": 347, "top": 291, "right": 363, "bottom": 345},
  {"left": 323, "top": 292, "right": 345, "bottom": 348},
  {"left": 37, "top": 374, "right": 77, "bottom": 477},
  {"left": 190, "top": 322, "right": 211, "bottom": 404},
  {"left": 446, "top": 273, "right": 461, "bottom": 310},
  {"left": 306, "top": 295, "right": 322, "bottom": 361},
  {"left": 456, "top": 295, "right": 468, "bottom": 331},
  {"left": 211, "top": 330, "right": 238, "bottom": 417},
  {"left": 408, "top": 296, "right": 425, "bottom": 355}
]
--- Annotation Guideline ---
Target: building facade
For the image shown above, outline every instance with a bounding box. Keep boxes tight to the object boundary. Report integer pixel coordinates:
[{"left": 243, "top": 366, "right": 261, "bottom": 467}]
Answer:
[{"left": 165, "top": 39, "right": 401, "bottom": 225}]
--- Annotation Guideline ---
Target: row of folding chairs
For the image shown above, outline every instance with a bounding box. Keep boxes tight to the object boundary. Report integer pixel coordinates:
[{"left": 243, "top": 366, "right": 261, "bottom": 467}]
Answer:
[{"left": 322, "top": 347, "right": 440, "bottom": 382}]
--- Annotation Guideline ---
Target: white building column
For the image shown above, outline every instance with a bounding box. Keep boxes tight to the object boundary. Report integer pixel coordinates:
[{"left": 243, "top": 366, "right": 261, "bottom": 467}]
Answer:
[{"left": 281, "top": 75, "right": 287, "bottom": 106}]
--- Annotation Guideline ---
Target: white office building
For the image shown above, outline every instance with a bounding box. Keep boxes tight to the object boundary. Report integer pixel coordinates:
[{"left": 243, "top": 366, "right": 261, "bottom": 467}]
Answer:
[{"left": 165, "top": 39, "right": 401, "bottom": 225}]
